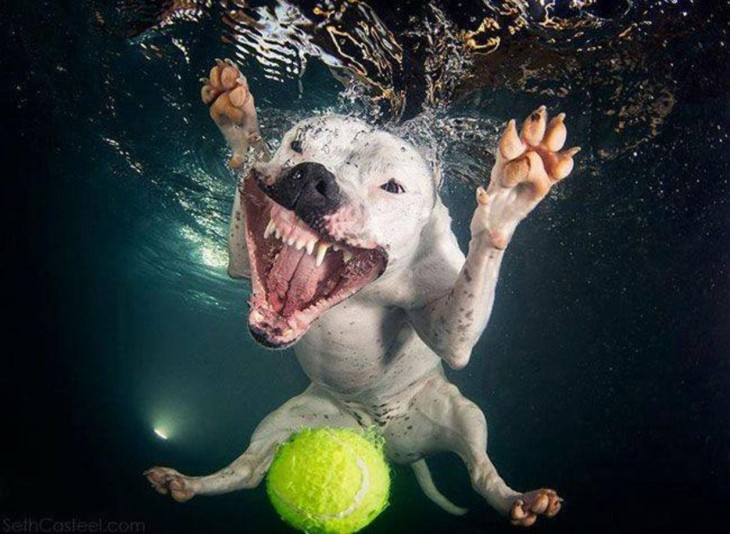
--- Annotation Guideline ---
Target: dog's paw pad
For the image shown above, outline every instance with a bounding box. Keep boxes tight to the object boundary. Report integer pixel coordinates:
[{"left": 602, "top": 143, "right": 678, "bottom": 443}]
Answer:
[
  {"left": 201, "top": 59, "right": 255, "bottom": 127},
  {"left": 495, "top": 107, "right": 580, "bottom": 201},
  {"left": 509, "top": 489, "right": 562, "bottom": 527},
  {"left": 144, "top": 466, "right": 195, "bottom": 503}
]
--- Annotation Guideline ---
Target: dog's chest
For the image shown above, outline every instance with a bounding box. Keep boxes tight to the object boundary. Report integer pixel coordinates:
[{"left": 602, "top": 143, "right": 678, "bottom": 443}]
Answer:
[{"left": 293, "top": 301, "right": 411, "bottom": 393}]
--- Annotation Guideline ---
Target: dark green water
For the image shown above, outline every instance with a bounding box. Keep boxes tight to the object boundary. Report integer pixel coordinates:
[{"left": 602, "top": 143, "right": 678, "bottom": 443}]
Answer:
[{"left": 2, "top": 1, "right": 728, "bottom": 533}]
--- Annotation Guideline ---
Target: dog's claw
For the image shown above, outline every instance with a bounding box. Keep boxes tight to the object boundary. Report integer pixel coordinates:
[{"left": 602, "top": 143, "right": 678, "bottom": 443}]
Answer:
[
  {"left": 543, "top": 113, "right": 567, "bottom": 151},
  {"left": 564, "top": 146, "right": 581, "bottom": 157},
  {"left": 521, "top": 105, "right": 547, "bottom": 146}
]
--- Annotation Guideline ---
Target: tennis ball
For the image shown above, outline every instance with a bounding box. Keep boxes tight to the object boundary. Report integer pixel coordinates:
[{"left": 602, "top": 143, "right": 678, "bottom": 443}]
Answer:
[{"left": 266, "top": 427, "right": 390, "bottom": 534}]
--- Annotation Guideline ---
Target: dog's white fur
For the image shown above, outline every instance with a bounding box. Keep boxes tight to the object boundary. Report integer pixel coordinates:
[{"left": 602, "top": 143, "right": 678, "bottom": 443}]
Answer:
[{"left": 146, "top": 61, "right": 575, "bottom": 525}]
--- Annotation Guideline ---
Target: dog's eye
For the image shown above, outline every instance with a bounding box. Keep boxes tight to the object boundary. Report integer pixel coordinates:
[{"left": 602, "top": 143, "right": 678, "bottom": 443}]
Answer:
[
  {"left": 290, "top": 140, "right": 303, "bottom": 154},
  {"left": 380, "top": 179, "right": 405, "bottom": 194}
]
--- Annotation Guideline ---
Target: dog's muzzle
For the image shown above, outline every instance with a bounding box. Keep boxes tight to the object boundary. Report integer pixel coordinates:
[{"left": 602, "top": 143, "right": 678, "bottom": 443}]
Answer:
[
  {"left": 242, "top": 162, "right": 388, "bottom": 349},
  {"left": 258, "top": 162, "right": 344, "bottom": 234}
]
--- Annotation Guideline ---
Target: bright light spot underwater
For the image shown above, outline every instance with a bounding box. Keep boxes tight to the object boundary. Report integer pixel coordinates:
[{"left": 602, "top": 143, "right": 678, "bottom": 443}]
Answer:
[
  {"left": 179, "top": 226, "right": 228, "bottom": 269},
  {"left": 200, "top": 244, "right": 227, "bottom": 269},
  {"left": 154, "top": 428, "right": 169, "bottom": 440}
]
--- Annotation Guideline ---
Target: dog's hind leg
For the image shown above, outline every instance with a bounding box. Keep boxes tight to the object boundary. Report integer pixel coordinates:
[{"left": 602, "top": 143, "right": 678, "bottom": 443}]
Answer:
[
  {"left": 201, "top": 59, "right": 270, "bottom": 279},
  {"left": 145, "top": 384, "right": 361, "bottom": 502},
  {"left": 383, "top": 373, "right": 561, "bottom": 527}
]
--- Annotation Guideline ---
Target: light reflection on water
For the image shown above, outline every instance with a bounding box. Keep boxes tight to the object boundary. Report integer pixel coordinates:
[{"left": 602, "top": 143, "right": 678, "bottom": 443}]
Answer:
[{"left": 92, "top": 0, "right": 726, "bottom": 312}]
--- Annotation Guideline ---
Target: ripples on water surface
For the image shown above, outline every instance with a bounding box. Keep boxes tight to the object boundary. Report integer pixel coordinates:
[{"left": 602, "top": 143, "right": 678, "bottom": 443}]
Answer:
[{"left": 38, "top": 0, "right": 713, "bottom": 309}]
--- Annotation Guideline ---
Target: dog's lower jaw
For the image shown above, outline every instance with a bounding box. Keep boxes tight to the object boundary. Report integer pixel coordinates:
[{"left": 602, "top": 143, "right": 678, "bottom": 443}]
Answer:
[{"left": 248, "top": 322, "right": 295, "bottom": 349}]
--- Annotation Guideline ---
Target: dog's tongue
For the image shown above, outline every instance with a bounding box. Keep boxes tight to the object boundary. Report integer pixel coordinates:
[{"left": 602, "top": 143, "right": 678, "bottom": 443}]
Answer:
[{"left": 267, "top": 244, "right": 340, "bottom": 317}]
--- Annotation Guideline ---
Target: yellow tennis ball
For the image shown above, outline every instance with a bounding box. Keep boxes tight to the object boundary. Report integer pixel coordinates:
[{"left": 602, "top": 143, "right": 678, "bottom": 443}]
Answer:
[{"left": 266, "top": 428, "right": 390, "bottom": 534}]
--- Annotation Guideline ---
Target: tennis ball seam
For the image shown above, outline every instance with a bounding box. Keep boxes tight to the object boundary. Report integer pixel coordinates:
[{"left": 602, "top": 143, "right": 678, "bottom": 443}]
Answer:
[{"left": 267, "top": 427, "right": 390, "bottom": 533}]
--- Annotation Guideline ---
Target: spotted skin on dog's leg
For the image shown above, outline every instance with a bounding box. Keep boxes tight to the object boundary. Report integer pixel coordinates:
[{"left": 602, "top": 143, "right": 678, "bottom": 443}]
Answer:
[{"left": 409, "top": 107, "right": 579, "bottom": 374}]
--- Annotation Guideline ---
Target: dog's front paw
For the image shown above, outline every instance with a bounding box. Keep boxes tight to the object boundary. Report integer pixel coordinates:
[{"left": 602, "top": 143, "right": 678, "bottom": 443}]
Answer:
[
  {"left": 201, "top": 59, "right": 260, "bottom": 168},
  {"left": 144, "top": 466, "right": 197, "bottom": 503},
  {"left": 475, "top": 107, "right": 580, "bottom": 248},
  {"left": 510, "top": 489, "right": 562, "bottom": 527},
  {"left": 201, "top": 58, "right": 255, "bottom": 124}
]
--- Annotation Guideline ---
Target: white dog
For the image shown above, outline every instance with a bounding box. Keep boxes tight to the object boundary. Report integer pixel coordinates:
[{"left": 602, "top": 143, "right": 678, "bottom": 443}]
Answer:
[{"left": 146, "top": 59, "right": 579, "bottom": 527}]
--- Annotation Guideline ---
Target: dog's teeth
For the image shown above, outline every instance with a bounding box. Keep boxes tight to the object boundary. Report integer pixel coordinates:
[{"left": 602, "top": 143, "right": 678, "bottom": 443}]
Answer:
[
  {"left": 294, "top": 238, "right": 306, "bottom": 250},
  {"left": 287, "top": 235, "right": 296, "bottom": 246},
  {"left": 264, "top": 220, "right": 275, "bottom": 238},
  {"left": 306, "top": 240, "right": 317, "bottom": 255},
  {"left": 342, "top": 250, "right": 353, "bottom": 263},
  {"left": 274, "top": 226, "right": 282, "bottom": 239},
  {"left": 315, "top": 243, "right": 329, "bottom": 266},
  {"left": 333, "top": 244, "right": 340, "bottom": 252}
]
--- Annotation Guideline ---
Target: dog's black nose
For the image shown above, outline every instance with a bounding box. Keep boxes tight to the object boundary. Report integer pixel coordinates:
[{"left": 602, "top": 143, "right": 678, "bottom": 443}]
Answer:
[{"left": 263, "top": 162, "right": 343, "bottom": 218}]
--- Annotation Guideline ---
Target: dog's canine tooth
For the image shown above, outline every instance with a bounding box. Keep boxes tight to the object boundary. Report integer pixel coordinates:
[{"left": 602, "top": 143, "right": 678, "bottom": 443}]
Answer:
[
  {"left": 264, "top": 220, "right": 275, "bottom": 238},
  {"left": 315, "top": 243, "right": 329, "bottom": 266},
  {"left": 306, "top": 240, "right": 317, "bottom": 255},
  {"left": 342, "top": 250, "right": 353, "bottom": 263}
]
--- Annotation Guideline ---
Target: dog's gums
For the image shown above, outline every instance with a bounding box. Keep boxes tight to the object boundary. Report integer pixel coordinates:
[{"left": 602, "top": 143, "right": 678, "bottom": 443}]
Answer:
[{"left": 241, "top": 172, "right": 387, "bottom": 348}]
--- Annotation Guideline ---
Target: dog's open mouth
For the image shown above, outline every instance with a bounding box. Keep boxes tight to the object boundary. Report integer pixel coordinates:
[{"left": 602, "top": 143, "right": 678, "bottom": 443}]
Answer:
[{"left": 241, "top": 173, "right": 388, "bottom": 348}]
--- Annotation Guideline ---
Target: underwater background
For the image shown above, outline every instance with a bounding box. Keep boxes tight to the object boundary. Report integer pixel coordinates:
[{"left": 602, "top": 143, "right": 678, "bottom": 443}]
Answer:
[{"left": 2, "top": 0, "right": 728, "bottom": 532}]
